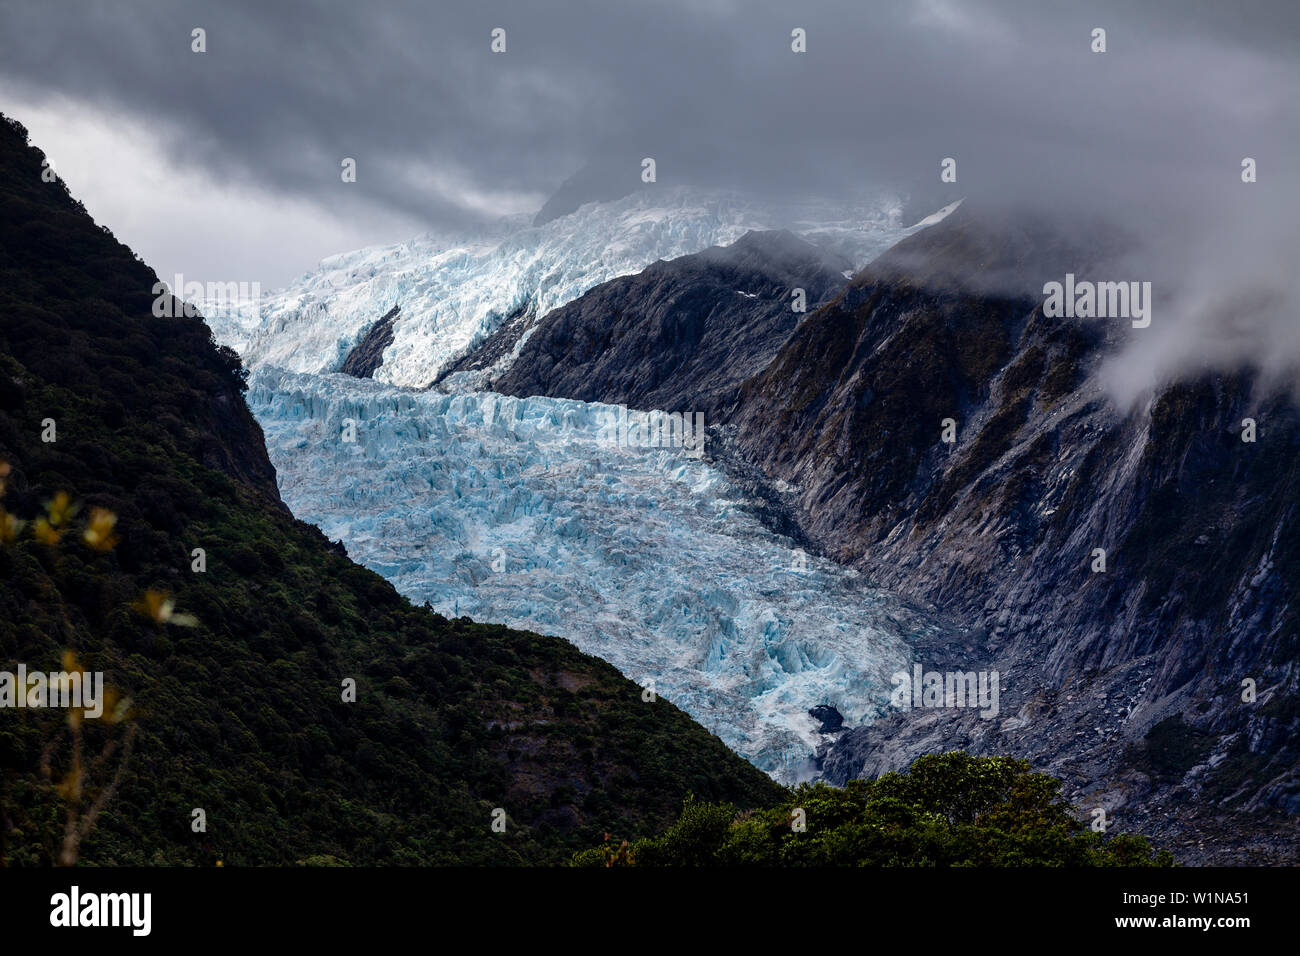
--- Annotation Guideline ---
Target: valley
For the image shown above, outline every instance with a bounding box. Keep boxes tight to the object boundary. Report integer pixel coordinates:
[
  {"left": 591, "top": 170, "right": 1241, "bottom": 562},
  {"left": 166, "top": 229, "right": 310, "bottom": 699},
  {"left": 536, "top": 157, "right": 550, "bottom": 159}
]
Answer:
[{"left": 216, "top": 193, "right": 1300, "bottom": 864}]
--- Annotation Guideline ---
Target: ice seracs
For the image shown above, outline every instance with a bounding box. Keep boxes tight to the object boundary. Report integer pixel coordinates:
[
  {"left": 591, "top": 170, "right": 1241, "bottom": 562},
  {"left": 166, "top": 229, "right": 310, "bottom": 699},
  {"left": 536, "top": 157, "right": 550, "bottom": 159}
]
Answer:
[
  {"left": 215, "top": 188, "right": 919, "bottom": 387},
  {"left": 219, "top": 190, "right": 965, "bottom": 780},
  {"left": 248, "top": 367, "right": 926, "bottom": 780}
]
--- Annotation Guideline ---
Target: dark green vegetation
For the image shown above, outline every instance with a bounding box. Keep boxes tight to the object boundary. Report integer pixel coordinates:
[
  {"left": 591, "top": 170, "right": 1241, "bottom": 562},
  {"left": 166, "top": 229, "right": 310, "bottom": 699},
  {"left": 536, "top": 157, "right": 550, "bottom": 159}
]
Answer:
[
  {"left": 576, "top": 753, "right": 1174, "bottom": 866},
  {"left": 0, "top": 114, "right": 782, "bottom": 866}
]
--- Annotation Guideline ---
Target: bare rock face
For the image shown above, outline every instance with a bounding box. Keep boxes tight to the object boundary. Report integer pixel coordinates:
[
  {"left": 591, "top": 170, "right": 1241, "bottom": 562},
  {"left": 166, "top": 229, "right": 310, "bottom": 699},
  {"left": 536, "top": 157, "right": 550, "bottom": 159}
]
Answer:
[
  {"left": 427, "top": 194, "right": 1297, "bottom": 861},
  {"left": 809, "top": 704, "right": 846, "bottom": 734},
  {"left": 339, "top": 304, "right": 399, "bottom": 378},
  {"left": 724, "top": 204, "right": 1299, "bottom": 863},
  {"left": 485, "top": 229, "right": 853, "bottom": 416}
]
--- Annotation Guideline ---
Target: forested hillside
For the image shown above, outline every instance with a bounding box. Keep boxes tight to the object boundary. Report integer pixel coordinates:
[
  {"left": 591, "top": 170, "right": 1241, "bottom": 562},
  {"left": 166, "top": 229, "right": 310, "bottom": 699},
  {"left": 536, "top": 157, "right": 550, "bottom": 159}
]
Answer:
[{"left": 0, "top": 114, "right": 782, "bottom": 866}]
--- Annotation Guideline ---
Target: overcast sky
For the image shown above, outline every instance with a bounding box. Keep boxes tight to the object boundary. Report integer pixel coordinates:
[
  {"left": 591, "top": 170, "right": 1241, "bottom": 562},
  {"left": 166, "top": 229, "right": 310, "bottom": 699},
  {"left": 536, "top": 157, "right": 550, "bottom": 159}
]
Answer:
[{"left": 0, "top": 0, "right": 1295, "bottom": 347}]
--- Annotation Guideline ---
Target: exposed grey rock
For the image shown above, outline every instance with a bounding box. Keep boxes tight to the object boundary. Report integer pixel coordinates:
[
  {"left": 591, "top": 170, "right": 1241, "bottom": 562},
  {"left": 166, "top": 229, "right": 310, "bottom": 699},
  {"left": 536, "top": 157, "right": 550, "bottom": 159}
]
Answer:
[
  {"left": 488, "top": 229, "right": 852, "bottom": 416},
  {"left": 809, "top": 704, "right": 846, "bottom": 734},
  {"left": 339, "top": 304, "right": 399, "bottom": 378},
  {"left": 720, "top": 204, "right": 1300, "bottom": 863}
]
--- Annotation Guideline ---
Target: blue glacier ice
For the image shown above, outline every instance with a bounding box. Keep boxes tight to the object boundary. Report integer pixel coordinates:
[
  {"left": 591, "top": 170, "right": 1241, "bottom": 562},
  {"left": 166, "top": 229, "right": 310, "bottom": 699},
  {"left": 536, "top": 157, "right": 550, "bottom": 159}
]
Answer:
[
  {"left": 249, "top": 367, "right": 929, "bottom": 780},
  {"left": 218, "top": 192, "right": 962, "bottom": 781}
]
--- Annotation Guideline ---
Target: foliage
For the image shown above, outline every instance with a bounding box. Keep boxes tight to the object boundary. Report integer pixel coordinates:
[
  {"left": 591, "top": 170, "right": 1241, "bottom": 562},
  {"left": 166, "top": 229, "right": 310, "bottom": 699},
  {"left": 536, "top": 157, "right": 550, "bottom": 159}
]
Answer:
[
  {"left": 0, "top": 113, "right": 782, "bottom": 866},
  {"left": 574, "top": 753, "right": 1175, "bottom": 867}
]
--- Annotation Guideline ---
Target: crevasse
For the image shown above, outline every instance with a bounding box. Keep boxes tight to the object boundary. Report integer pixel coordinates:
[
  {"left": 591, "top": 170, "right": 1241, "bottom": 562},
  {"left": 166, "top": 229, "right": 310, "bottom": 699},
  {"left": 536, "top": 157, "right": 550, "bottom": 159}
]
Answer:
[{"left": 249, "top": 367, "right": 925, "bottom": 780}]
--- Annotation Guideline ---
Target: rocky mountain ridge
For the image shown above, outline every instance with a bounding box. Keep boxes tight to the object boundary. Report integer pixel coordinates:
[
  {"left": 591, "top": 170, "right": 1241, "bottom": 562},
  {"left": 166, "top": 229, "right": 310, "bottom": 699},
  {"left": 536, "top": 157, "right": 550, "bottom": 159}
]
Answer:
[
  {"left": 471, "top": 200, "right": 1298, "bottom": 862},
  {"left": 724, "top": 204, "right": 1299, "bottom": 863}
]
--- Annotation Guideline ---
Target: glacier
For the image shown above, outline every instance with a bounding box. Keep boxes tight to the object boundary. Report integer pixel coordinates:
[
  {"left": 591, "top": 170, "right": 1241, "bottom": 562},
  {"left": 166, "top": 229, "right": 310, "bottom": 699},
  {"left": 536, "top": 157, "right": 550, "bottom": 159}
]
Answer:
[
  {"left": 248, "top": 367, "right": 929, "bottom": 780},
  {"left": 215, "top": 188, "right": 918, "bottom": 387},
  {"left": 214, "top": 190, "right": 963, "bottom": 781}
]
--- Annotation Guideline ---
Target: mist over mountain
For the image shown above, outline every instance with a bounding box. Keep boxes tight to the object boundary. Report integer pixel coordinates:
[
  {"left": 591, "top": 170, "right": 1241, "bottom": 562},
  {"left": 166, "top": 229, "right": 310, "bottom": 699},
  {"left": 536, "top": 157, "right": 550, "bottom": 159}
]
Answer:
[
  {"left": 531, "top": 156, "right": 647, "bottom": 227},
  {"left": 723, "top": 204, "right": 1300, "bottom": 862}
]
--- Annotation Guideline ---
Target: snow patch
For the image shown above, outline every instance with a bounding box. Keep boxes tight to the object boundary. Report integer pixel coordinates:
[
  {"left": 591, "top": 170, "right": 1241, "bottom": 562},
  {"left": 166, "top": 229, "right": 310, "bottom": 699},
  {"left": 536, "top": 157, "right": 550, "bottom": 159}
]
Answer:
[{"left": 214, "top": 188, "right": 914, "bottom": 388}]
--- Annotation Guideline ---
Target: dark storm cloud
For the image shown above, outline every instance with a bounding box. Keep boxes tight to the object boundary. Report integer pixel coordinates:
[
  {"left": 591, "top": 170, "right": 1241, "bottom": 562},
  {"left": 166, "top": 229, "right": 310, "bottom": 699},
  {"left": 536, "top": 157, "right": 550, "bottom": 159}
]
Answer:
[
  {"left": 0, "top": 0, "right": 1292, "bottom": 217},
  {"left": 0, "top": 0, "right": 1296, "bottom": 389}
]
